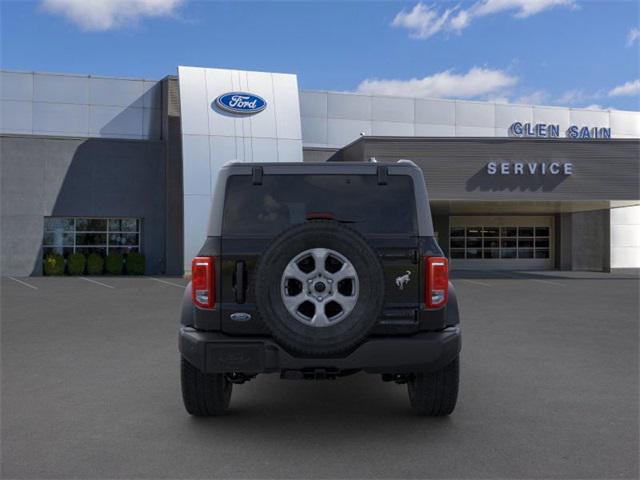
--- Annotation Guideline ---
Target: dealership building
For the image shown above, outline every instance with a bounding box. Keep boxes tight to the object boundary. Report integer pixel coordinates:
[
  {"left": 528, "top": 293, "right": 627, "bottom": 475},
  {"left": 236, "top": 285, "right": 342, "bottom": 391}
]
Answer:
[{"left": 1, "top": 66, "right": 639, "bottom": 276}]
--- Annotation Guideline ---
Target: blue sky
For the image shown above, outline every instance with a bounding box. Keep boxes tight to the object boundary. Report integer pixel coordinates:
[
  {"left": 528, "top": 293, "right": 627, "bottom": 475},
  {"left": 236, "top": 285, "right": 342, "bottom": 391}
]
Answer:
[{"left": 1, "top": 0, "right": 639, "bottom": 110}]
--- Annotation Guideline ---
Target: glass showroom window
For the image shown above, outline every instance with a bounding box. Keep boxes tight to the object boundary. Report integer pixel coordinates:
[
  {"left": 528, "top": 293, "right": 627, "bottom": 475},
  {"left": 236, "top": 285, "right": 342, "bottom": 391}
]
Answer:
[
  {"left": 449, "top": 226, "right": 549, "bottom": 259},
  {"left": 43, "top": 217, "right": 141, "bottom": 258}
]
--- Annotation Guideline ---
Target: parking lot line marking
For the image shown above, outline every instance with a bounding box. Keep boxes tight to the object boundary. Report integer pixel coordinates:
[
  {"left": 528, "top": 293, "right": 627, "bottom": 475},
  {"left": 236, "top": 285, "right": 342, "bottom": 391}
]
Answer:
[
  {"left": 80, "top": 277, "right": 115, "bottom": 289},
  {"left": 147, "top": 277, "right": 185, "bottom": 288},
  {"left": 531, "top": 278, "right": 565, "bottom": 287},
  {"left": 461, "top": 279, "right": 492, "bottom": 287},
  {"left": 7, "top": 276, "right": 38, "bottom": 290}
]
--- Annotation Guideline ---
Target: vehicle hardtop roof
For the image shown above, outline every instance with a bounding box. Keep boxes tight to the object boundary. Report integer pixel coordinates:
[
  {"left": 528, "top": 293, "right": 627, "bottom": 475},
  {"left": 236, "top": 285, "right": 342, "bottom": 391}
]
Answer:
[{"left": 220, "top": 160, "right": 420, "bottom": 171}]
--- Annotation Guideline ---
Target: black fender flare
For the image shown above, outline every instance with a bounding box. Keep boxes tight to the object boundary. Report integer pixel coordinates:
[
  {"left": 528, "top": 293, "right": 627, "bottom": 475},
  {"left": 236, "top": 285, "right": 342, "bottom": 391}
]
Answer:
[
  {"left": 446, "top": 281, "right": 460, "bottom": 326},
  {"left": 180, "top": 281, "right": 195, "bottom": 327}
]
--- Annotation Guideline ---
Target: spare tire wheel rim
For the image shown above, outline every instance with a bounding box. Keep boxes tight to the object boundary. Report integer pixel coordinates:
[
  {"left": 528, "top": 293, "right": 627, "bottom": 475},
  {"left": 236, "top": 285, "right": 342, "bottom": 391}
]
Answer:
[{"left": 281, "top": 248, "right": 359, "bottom": 327}]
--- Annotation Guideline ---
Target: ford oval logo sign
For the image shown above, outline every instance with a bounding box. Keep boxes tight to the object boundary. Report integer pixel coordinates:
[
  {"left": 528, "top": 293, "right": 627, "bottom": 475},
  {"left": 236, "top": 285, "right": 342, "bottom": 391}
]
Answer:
[{"left": 214, "top": 92, "right": 266, "bottom": 115}]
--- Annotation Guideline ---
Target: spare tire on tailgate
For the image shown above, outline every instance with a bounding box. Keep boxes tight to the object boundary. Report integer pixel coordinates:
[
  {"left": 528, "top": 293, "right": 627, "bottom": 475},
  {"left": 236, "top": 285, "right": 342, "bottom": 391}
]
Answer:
[{"left": 255, "top": 221, "right": 385, "bottom": 357}]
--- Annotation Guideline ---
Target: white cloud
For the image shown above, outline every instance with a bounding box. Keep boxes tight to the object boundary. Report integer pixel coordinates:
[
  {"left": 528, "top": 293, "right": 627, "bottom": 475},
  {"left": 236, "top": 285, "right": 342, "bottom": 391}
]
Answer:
[
  {"left": 470, "top": 0, "right": 577, "bottom": 19},
  {"left": 40, "top": 0, "right": 184, "bottom": 31},
  {"left": 583, "top": 104, "right": 605, "bottom": 110},
  {"left": 608, "top": 79, "right": 640, "bottom": 97},
  {"left": 391, "top": 3, "right": 457, "bottom": 39},
  {"left": 392, "top": 0, "right": 576, "bottom": 38},
  {"left": 557, "top": 89, "right": 587, "bottom": 105},
  {"left": 627, "top": 28, "right": 640, "bottom": 47},
  {"left": 515, "top": 90, "right": 548, "bottom": 105},
  {"left": 356, "top": 67, "right": 518, "bottom": 99}
]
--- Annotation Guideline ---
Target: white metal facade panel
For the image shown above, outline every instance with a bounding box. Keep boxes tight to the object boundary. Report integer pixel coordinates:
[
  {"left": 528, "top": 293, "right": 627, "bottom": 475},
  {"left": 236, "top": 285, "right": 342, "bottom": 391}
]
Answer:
[
  {"left": 33, "top": 102, "right": 89, "bottom": 136},
  {"left": 415, "top": 98, "right": 455, "bottom": 125},
  {"left": 299, "top": 91, "right": 327, "bottom": 118},
  {"left": 142, "top": 81, "right": 161, "bottom": 109},
  {"left": 178, "top": 66, "right": 303, "bottom": 269},
  {"left": 371, "top": 121, "right": 414, "bottom": 136},
  {"left": 90, "top": 77, "right": 145, "bottom": 107},
  {"left": 495, "top": 104, "right": 534, "bottom": 128},
  {"left": 89, "top": 105, "right": 144, "bottom": 137},
  {"left": 180, "top": 68, "right": 209, "bottom": 136},
  {"left": 610, "top": 110, "right": 640, "bottom": 137},
  {"left": 273, "top": 73, "right": 303, "bottom": 140},
  {"left": 1, "top": 71, "right": 33, "bottom": 101},
  {"left": 0, "top": 100, "right": 32, "bottom": 133},
  {"left": 182, "top": 135, "right": 211, "bottom": 195},
  {"left": 327, "top": 92, "right": 371, "bottom": 120},
  {"left": 247, "top": 73, "right": 278, "bottom": 138},
  {"left": 570, "top": 109, "right": 609, "bottom": 128},
  {"left": 455, "top": 126, "right": 495, "bottom": 137},
  {"left": 531, "top": 106, "right": 571, "bottom": 133},
  {"left": 455, "top": 101, "right": 495, "bottom": 127},
  {"left": 34, "top": 73, "right": 89, "bottom": 104},
  {"left": 414, "top": 123, "right": 456, "bottom": 136},
  {"left": 183, "top": 194, "right": 212, "bottom": 269},
  {"left": 250, "top": 137, "right": 279, "bottom": 163},
  {"left": 610, "top": 205, "right": 640, "bottom": 268},
  {"left": 0, "top": 70, "right": 161, "bottom": 140},
  {"left": 301, "top": 116, "right": 328, "bottom": 145},
  {"left": 327, "top": 118, "right": 372, "bottom": 145},
  {"left": 372, "top": 96, "right": 414, "bottom": 123},
  {"left": 299, "top": 90, "right": 640, "bottom": 147},
  {"left": 278, "top": 138, "right": 305, "bottom": 160}
]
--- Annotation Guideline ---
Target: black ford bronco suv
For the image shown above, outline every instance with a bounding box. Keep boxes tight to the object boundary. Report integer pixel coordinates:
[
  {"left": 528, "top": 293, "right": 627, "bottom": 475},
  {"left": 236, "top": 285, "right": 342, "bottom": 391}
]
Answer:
[{"left": 179, "top": 161, "right": 460, "bottom": 416}]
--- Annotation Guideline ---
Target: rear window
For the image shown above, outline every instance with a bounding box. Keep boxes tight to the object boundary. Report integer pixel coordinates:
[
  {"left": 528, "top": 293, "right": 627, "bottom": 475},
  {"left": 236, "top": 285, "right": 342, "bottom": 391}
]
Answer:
[{"left": 222, "top": 174, "right": 417, "bottom": 236}]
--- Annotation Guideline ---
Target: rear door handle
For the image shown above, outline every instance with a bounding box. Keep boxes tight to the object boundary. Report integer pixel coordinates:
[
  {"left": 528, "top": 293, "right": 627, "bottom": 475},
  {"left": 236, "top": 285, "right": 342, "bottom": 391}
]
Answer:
[{"left": 233, "top": 261, "right": 246, "bottom": 304}]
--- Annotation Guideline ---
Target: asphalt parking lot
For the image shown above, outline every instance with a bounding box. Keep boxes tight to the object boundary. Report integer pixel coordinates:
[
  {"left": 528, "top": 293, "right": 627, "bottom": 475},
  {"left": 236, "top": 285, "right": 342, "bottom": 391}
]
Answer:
[{"left": 1, "top": 271, "right": 638, "bottom": 479}]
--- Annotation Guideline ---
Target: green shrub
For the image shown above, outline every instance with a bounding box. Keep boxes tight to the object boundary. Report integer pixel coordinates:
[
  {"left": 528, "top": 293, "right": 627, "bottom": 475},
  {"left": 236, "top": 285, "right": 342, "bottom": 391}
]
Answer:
[
  {"left": 125, "top": 252, "right": 145, "bottom": 275},
  {"left": 86, "top": 253, "right": 104, "bottom": 275},
  {"left": 43, "top": 253, "right": 65, "bottom": 276},
  {"left": 105, "top": 252, "right": 124, "bottom": 275},
  {"left": 67, "top": 252, "right": 86, "bottom": 275}
]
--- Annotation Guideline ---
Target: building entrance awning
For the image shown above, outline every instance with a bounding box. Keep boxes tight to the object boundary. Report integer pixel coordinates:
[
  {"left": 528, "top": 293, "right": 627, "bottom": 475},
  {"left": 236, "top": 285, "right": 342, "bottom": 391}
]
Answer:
[{"left": 430, "top": 200, "right": 640, "bottom": 216}]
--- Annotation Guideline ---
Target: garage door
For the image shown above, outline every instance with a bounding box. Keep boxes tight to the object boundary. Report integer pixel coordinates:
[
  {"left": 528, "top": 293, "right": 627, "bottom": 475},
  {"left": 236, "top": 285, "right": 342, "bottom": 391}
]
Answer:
[{"left": 448, "top": 216, "right": 554, "bottom": 270}]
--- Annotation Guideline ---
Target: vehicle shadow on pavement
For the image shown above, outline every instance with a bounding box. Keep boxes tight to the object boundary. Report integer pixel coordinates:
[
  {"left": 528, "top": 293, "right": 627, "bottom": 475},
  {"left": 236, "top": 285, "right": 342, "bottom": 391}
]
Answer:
[
  {"left": 181, "top": 373, "right": 458, "bottom": 456},
  {"left": 185, "top": 373, "right": 455, "bottom": 424}
]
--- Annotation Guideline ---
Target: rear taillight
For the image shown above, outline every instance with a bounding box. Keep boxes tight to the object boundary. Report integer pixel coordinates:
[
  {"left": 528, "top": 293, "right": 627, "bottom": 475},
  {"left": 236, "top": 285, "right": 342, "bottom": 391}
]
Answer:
[
  {"left": 425, "top": 256, "right": 448, "bottom": 309},
  {"left": 192, "top": 256, "right": 215, "bottom": 309}
]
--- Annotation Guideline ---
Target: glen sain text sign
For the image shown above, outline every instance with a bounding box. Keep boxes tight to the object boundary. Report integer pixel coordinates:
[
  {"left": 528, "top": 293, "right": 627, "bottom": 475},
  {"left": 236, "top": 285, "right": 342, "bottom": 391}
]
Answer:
[{"left": 510, "top": 122, "right": 610, "bottom": 139}]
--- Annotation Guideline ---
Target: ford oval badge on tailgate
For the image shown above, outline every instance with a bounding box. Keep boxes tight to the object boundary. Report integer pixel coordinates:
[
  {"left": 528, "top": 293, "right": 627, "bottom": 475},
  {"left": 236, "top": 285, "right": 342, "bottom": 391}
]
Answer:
[
  {"left": 214, "top": 92, "right": 266, "bottom": 115},
  {"left": 230, "top": 312, "right": 252, "bottom": 322}
]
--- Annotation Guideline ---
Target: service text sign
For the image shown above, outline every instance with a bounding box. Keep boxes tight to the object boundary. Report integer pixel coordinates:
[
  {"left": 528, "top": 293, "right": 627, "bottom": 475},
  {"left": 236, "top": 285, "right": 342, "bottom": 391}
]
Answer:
[{"left": 487, "top": 161, "right": 574, "bottom": 175}]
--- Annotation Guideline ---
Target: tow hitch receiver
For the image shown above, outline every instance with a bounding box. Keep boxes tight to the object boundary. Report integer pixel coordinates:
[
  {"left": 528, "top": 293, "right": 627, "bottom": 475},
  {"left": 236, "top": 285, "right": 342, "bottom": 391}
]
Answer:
[{"left": 281, "top": 369, "right": 340, "bottom": 380}]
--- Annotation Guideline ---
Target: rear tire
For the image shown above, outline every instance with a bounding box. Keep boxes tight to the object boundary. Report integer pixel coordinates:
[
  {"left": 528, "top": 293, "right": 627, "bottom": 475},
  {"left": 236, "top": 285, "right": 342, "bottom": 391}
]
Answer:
[
  {"left": 407, "top": 357, "right": 459, "bottom": 416},
  {"left": 181, "top": 357, "right": 232, "bottom": 416}
]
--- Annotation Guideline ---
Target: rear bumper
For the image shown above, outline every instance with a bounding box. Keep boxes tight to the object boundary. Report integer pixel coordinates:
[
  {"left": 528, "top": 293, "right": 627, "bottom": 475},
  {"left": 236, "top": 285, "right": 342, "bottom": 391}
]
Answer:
[{"left": 179, "top": 326, "right": 461, "bottom": 374}]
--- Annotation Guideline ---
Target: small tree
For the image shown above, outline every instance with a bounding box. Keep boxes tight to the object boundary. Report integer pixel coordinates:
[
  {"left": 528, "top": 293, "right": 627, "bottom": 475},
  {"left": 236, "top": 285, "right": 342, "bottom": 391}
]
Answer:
[
  {"left": 43, "top": 253, "right": 65, "bottom": 276},
  {"left": 86, "top": 253, "right": 104, "bottom": 275},
  {"left": 105, "top": 252, "right": 124, "bottom": 275},
  {"left": 125, "top": 252, "right": 145, "bottom": 275},
  {"left": 67, "top": 252, "right": 86, "bottom": 275}
]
